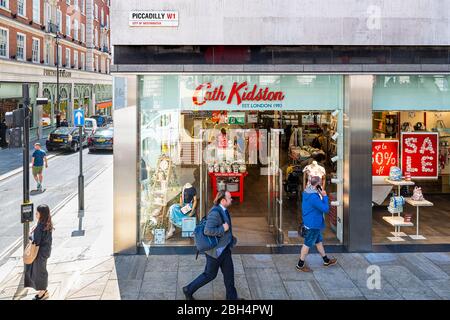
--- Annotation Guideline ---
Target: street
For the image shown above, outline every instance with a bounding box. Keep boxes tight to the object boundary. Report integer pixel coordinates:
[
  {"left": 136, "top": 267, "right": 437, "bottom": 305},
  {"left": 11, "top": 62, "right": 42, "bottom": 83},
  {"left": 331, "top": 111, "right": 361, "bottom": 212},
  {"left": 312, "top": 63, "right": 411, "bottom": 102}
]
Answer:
[{"left": 0, "top": 147, "right": 113, "bottom": 260}]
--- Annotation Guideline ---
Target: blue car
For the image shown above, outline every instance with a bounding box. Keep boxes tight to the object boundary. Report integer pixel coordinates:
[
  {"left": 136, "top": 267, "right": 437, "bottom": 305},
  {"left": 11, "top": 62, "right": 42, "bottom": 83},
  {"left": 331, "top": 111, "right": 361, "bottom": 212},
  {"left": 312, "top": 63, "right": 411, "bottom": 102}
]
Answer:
[{"left": 88, "top": 127, "right": 114, "bottom": 152}]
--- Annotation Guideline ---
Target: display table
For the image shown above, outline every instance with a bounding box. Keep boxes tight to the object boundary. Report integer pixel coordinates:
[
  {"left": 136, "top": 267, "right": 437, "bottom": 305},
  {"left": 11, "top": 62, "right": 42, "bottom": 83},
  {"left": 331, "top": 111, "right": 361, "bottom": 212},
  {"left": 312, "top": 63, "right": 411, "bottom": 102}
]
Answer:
[
  {"left": 382, "top": 216, "right": 414, "bottom": 242},
  {"left": 209, "top": 172, "right": 248, "bottom": 203},
  {"left": 405, "top": 198, "right": 434, "bottom": 240},
  {"left": 384, "top": 178, "right": 415, "bottom": 201}
]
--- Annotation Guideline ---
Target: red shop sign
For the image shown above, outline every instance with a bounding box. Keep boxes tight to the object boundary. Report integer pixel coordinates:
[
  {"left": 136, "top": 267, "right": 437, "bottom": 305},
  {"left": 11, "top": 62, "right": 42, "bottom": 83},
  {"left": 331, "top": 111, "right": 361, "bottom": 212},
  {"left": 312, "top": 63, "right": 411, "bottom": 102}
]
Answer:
[
  {"left": 372, "top": 140, "right": 399, "bottom": 176},
  {"left": 401, "top": 132, "right": 439, "bottom": 179},
  {"left": 192, "top": 81, "right": 285, "bottom": 106}
]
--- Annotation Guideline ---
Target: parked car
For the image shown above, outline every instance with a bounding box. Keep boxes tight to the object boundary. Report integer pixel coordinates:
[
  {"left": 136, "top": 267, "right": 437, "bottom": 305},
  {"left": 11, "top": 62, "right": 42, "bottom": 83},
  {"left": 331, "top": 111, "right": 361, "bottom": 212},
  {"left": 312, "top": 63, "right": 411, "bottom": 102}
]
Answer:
[
  {"left": 88, "top": 127, "right": 114, "bottom": 152},
  {"left": 91, "top": 115, "right": 108, "bottom": 127},
  {"left": 46, "top": 127, "right": 89, "bottom": 152},
  {"left": 84, "top": 118, "right": 98, "bottom": 137}
]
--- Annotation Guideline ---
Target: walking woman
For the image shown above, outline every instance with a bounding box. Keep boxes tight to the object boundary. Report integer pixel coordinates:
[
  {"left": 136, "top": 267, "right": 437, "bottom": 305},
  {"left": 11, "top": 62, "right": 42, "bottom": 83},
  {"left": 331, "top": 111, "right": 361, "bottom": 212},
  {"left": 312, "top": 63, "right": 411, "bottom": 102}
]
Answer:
[{"left": 25, "top": 204, "right": 54, "bottom": 300}]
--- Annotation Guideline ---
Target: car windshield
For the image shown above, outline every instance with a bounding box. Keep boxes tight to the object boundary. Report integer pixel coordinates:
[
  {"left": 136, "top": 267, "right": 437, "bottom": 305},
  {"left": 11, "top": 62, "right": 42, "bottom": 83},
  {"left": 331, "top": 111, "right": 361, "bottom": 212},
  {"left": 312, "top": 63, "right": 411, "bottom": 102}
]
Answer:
[
  {"left": 96, "top": 129, "right": 113, "bottom": 137},
  {"left": 53, "top": 128, "right": 70, "bottom": 134}
]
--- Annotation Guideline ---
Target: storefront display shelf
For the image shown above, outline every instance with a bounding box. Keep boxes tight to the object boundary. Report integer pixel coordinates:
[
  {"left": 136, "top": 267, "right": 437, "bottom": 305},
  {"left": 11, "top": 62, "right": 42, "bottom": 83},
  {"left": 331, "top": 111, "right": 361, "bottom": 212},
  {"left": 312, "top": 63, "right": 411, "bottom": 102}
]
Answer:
[
  {"left": 405, "top": 198, "right": 434, "bottom": 240},
  {"left": 383, "top": 216, "right": 414, "bottom": 241}
]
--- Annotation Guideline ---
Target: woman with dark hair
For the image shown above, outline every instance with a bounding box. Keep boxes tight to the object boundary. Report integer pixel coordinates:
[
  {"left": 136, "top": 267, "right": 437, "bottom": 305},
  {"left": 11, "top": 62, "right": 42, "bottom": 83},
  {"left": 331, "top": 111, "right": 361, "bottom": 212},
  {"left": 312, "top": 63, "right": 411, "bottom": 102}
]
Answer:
[{"left": 25, "top": 204, "right": 54, "bottom": 300}]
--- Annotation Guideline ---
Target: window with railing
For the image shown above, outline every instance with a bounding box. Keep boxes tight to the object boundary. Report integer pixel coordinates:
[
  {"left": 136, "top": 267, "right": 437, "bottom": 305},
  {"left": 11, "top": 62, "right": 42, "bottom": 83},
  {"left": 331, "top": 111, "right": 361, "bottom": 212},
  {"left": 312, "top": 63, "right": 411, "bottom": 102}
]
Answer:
[
  {"left": 66, "top": 15, "right": 71, "bottom": 37},
  {"left": 81, "top": 52, "right": 85, "bottom": 70},
  {"left": 32, "top": 38, "right": 40, "bottom": 63},
  {"left": 74, "top": 19, "right": 79, "bottom": 41},
  {"left": 65, "top": 47, "right": 70, "bottom": 67},
  {"left": 16, "top": 34, "right": 25, "bottom": 61},
  {"left": 18, "top": 0, "right": 25, "bottom": 16},
  {"left": 81, "top": 23, "right": 85, "bottom": 43},
  {"left": 45, "top": 41, "right": 50, "bottom": 64},
  {"left": 57, "top": 10, "right": 62, "bottom": 32},
  {"left": 74, "top": 50, "right": 78, "bottom": 69},
  {"left": 0, "top": 28, "right": 8, "bottom": 58},
  {"left": 0, "top": 0, "right": 9, "bottom": 10},
  {"left": 33, "top": 0, "right": 40, "bottom": 24}
]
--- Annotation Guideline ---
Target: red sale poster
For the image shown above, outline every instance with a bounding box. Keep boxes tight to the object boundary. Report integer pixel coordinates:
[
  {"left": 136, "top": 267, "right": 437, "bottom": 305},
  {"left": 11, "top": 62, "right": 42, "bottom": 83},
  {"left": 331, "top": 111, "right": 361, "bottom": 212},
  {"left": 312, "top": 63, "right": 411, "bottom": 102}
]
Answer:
[
  {"left": 401, "top": 132, "right": 439, "bottom": 179},
  {"left": 372, "top": 140, "right": 399, "bottom": 176}
]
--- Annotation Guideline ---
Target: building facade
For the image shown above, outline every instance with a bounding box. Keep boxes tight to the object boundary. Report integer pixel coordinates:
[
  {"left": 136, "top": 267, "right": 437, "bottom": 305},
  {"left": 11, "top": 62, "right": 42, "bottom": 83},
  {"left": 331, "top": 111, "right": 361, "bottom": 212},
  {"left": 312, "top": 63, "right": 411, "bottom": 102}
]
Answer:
[
  {"left": 111, "top": 0, "right": 450, "bottom": 254},
  {"left": 0, "top": 0, "right": 112, "bottom": 140}
]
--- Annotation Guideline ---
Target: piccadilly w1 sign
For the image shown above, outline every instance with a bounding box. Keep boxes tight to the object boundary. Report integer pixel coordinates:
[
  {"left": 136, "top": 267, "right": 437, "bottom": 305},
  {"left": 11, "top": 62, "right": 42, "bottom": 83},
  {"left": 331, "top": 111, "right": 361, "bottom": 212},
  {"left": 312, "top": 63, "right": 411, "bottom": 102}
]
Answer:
[{"left": 129, "top": 11, "right": 178, "bottom": 27}]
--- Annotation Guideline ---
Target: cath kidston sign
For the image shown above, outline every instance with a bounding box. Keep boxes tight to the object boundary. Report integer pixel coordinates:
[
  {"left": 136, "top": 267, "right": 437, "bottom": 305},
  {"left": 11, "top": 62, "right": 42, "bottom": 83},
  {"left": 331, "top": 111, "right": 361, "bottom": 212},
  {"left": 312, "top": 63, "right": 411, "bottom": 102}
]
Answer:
[
  {"left": 129, "top": 11, "right": 178, "bottom": 27},
  {"left": 401, "top": 132, "right": 439, "bottom": 179}
]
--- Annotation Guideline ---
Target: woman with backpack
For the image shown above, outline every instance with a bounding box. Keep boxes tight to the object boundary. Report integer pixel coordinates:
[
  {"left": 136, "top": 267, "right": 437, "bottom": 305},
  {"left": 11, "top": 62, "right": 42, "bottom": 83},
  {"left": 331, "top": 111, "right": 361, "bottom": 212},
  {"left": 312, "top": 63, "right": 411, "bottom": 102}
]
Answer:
[{"left": 183, "top": 191, "right": 242, "bottom": 300}]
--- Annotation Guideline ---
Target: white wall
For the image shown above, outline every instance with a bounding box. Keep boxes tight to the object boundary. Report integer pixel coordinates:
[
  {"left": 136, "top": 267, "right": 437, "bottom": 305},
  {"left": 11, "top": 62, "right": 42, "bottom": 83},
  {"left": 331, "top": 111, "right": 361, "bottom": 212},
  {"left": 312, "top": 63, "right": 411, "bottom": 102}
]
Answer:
[{"left": 112, "top": 0, "right": 450, "bottom": 46}]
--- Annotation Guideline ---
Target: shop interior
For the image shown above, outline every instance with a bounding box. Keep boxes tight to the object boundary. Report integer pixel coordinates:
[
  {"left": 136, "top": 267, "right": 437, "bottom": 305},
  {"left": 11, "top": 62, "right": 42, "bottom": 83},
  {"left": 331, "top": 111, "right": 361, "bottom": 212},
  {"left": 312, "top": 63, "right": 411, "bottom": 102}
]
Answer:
[
  {"left": 140, "top": 109, "right": 341, "bottom": 247},
  {"left": 372, "top": 111, "right": 450, "bottom": 244}
]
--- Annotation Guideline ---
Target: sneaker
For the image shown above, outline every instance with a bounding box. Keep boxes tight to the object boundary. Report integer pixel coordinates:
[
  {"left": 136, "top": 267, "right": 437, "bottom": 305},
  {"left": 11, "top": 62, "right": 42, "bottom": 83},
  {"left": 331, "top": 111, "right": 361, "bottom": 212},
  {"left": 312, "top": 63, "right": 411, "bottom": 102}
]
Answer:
[
  {"left": 182, "top": 286, "right": 195, "bottom": 300},
  {"left": 323, "top": 257, "right": 337, "bottom": 267},
  {"left": 295, "top": 264, "right": 312, "bottom": 272},
  {"left": 37, "top": 183, "right": 41, "bottom": 190}
]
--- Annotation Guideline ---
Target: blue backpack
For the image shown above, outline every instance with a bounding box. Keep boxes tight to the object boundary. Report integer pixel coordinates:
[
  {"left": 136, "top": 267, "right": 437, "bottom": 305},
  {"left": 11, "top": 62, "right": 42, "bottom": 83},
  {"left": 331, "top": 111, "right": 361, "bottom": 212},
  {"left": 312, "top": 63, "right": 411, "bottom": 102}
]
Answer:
[{"left": 194, "top": 207, "right": 226, "bottom": 258}]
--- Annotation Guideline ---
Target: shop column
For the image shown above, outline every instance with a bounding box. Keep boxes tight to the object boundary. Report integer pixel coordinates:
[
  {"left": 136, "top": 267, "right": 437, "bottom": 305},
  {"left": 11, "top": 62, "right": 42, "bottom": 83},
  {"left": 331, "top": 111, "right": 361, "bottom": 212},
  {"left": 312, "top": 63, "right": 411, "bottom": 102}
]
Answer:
[{"left": 343, "top": 75, "right": 373, "bottom": 252}]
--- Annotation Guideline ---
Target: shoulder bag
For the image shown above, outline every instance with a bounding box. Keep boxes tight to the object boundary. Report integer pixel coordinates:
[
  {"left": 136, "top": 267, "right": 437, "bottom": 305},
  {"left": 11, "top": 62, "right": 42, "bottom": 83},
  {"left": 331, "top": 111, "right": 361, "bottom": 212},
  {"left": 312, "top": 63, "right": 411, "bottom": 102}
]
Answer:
[{"left": 23, "top": 241, "right": 39, "bottom": 265}]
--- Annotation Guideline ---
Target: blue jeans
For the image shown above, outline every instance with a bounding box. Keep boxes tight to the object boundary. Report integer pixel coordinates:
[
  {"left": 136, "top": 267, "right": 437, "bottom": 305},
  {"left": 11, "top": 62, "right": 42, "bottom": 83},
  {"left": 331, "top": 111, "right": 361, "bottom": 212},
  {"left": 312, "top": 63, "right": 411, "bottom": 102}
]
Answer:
[
  {"left": 186, "top": 246, "right": 238, "bottom": 300},
  {"left": 303, "top": 228, "right": 323, "bottom": 248}
]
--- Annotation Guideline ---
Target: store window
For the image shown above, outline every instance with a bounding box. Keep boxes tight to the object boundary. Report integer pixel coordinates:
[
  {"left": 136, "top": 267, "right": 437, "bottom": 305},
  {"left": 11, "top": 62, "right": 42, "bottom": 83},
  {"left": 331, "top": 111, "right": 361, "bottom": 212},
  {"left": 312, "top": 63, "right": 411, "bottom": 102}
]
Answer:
[
  {"left": 138, "top": 75, "right": 344, "bottom": 248},
  {"left": 372, "top": 75, "right": 450, "bottom": 244},
  {"left": 42, "top": 88, "right": 52, "bottom": 127}
]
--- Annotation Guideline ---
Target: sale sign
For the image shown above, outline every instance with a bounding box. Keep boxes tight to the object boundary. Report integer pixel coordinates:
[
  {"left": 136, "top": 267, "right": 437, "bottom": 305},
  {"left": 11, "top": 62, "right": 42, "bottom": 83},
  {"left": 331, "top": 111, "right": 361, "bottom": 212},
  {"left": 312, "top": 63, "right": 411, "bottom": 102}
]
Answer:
[
  {"left": 372, "top": 140, "right": 399, "bottom": 176},
  {"left": 401, "top": 132, "right": 439, "bottom": 179}
]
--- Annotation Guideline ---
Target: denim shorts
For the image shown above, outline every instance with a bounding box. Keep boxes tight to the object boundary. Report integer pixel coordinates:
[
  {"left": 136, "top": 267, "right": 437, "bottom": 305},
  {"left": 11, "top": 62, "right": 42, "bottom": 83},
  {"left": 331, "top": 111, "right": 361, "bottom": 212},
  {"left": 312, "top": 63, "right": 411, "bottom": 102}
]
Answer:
[{"left": 303, "top": 228, "right": 323, "bottom": 247}]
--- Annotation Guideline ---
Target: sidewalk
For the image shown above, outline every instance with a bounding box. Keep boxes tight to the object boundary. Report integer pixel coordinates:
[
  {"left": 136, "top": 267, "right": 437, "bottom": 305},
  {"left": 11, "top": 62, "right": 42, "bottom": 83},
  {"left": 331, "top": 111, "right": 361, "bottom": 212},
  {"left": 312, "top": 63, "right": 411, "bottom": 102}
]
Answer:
[
  {"left": 0, "top": 137, "right": 48, "bottom": 176},
  {"left": 0, "top": 164, "right": 449, "bottom": 300}
]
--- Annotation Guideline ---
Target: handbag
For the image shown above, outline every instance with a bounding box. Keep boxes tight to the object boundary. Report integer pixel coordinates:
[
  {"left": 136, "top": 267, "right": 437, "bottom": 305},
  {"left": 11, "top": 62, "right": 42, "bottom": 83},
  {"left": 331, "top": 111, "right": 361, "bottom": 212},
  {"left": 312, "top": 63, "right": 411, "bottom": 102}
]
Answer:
[
  {"left": 194, "top": 208, "right": 226, "bottom": 258},
  {"left": 23, "top": 241, "right": 39, "bottom": 265}
]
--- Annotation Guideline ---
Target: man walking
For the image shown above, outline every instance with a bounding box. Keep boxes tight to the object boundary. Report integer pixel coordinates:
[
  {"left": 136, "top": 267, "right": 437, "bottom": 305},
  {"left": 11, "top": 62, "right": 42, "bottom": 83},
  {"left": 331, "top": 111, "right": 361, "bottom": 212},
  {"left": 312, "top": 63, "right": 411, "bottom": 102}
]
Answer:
[
  {"left": 31, "top": 143, "right": 48, "bottom": 191},
  {"left": 297, "top": 176, "right": 337, "bottom": 272},
  {"left": 183, "top": 191, "right": 241, "bottom": 300}
]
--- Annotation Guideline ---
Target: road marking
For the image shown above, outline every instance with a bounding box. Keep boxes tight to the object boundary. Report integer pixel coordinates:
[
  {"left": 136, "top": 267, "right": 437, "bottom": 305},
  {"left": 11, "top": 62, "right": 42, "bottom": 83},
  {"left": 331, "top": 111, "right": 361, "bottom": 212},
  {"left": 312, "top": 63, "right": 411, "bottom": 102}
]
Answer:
[{"left": 0, "top": 153, "right": 59, "bottom": 182}]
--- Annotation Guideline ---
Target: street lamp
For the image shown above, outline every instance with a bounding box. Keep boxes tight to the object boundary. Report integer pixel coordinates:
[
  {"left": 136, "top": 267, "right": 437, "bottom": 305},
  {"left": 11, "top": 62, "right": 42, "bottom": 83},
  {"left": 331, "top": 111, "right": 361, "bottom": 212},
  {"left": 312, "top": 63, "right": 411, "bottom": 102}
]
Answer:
[{"left": 55, "top": 32, "right": 61, "bottom": 128}]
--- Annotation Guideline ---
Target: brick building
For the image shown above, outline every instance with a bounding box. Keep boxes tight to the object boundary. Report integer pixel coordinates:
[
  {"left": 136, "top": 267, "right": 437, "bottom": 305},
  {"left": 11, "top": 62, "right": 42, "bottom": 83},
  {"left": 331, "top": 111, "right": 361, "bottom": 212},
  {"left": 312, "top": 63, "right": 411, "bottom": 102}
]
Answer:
[{"left": 0, "top": 0, "right": 112, "bottom": 140}]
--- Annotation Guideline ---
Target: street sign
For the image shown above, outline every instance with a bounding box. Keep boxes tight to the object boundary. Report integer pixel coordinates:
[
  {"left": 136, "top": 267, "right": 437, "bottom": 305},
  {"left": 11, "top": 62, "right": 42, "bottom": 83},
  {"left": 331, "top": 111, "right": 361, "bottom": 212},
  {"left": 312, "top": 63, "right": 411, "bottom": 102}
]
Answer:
[
  {"left": 74, "top": 109, "right": 85, "bottom": 127},
  {"left": 21, "top": 202, "right": 34, "bottom": 223}
]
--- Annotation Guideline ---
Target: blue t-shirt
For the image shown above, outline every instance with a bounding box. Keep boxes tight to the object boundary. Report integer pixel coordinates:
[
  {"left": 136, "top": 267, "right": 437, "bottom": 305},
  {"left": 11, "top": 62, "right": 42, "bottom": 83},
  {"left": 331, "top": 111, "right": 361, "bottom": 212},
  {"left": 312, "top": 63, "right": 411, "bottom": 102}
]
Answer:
[{"left": 32, "top": 150, "right": 46, "bottom": 167}]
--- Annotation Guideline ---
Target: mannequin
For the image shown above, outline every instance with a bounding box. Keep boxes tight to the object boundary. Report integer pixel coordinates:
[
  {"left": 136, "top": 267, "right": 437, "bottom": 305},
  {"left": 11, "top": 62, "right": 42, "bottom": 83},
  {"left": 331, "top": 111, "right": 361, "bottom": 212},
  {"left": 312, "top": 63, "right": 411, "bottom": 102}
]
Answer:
[
  {"left": 166, "top": 183, "right": 197, "bottom": 239},
  {"left": 302, "top": 160, "right": 326, "bottom": 189}
]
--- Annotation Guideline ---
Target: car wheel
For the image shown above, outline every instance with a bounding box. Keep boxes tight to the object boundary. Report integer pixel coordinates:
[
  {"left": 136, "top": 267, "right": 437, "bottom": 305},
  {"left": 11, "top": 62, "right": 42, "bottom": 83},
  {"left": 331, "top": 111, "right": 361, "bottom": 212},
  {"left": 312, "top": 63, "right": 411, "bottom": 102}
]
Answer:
[
  {"left": 89, "top": 148, "right": 94, "bottom": 153},
  {"left": 72, "top": 142, "right": 79, "bottom": 152}
]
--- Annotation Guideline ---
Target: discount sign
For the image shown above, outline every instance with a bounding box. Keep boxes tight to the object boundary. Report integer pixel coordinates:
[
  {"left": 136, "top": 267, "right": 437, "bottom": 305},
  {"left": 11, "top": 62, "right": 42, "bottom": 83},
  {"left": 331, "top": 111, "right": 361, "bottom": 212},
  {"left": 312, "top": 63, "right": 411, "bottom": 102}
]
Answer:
[
  {"left": 401, "top": 132, "right": 439, "bottom": 179},
  {"left": 372, "top": 140, "right": 399, "bottom": 176}
]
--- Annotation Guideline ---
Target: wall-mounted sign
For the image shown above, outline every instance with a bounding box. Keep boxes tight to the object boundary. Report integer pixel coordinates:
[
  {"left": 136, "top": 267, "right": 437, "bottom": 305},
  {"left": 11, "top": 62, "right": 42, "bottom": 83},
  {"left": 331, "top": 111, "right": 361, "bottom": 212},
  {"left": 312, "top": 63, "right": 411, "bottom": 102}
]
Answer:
[
  {"left": 192, "top": 81, "right": 285, "bottom": 109},
  {"left": 228, "top": 112, "right": 245, "bottom": 125},
  {"left": 372, "top": 140, "right": 399, "bottom": 177},
  {"left": 401, "top": 132, "right": 439, "bottom": 179},
  {"left": 129, "top": 11, "right": 178, "bottom": 27},
  {"left": 44, "top": 69, "right": 71, "bottom": 78},
  {"left": 153, "top": 228, "right": 166, "bottom": 244}
]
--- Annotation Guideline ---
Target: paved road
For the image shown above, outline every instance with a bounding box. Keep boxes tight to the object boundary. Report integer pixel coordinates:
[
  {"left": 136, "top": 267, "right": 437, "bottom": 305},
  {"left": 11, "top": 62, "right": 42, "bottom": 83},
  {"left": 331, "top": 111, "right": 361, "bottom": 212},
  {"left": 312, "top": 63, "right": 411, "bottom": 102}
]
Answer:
[{"left": 0, "top": 147, "right": 113, "bottom": 254}]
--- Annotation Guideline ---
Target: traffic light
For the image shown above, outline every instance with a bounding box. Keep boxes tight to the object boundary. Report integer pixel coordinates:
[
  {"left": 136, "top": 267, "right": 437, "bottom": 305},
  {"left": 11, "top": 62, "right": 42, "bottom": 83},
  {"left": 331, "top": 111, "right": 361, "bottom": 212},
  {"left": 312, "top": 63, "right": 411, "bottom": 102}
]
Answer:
[{"left": 11, "top": 108, "right": 25, "bottom": 128}]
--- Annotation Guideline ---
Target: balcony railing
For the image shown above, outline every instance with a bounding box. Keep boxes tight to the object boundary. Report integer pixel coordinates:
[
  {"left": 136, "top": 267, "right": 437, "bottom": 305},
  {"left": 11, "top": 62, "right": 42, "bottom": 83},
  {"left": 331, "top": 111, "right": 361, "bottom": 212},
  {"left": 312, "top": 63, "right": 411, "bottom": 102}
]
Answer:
[{"left": 101, "top": 46, "right": 109, "bottom": 53}]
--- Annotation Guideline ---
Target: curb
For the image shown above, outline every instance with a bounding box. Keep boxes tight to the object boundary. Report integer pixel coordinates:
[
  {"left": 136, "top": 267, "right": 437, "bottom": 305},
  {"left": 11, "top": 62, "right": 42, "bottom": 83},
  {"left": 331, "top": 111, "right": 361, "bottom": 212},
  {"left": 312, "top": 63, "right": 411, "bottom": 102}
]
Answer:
[
  {"left": 0, "top": 163, "right": 112, "bottom": 265},
  {"left": 0, "top": 153, "right": 59, "bottom": 182}
]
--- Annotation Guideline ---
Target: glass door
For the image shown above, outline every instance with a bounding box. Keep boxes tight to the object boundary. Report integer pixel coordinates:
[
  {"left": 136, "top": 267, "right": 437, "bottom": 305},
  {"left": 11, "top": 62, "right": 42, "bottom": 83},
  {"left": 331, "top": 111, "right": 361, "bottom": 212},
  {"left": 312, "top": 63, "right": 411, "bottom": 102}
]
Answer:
[{"left": 268, "top": 129, "right": 284, "bottom": 244}]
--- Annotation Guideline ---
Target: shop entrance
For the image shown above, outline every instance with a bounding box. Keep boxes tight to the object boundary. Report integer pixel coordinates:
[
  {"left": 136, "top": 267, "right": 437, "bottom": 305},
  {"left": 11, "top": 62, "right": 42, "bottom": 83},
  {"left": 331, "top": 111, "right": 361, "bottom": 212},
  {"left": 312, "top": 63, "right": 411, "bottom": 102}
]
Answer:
[{"left": 139, "top": 109, "right": 342, "bottom": 248}]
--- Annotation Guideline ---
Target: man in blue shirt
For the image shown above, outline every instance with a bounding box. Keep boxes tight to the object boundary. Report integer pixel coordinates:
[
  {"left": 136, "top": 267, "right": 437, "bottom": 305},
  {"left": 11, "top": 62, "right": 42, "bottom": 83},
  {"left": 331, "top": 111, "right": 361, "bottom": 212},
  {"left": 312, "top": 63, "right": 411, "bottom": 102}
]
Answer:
[
  {"left": 31, "top": 143, "right": 48, "bottom": 191},
  {"left": 297, "top": 176, "right": 337, "bottom": 272}
]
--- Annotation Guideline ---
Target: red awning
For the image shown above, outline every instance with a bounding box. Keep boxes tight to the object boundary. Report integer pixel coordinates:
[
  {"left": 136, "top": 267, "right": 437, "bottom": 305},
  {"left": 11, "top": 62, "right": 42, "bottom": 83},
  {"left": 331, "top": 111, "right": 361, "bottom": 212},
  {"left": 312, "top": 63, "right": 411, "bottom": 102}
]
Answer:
[{"left": 97, "top": 101, "right": 112, "bottom": 109}]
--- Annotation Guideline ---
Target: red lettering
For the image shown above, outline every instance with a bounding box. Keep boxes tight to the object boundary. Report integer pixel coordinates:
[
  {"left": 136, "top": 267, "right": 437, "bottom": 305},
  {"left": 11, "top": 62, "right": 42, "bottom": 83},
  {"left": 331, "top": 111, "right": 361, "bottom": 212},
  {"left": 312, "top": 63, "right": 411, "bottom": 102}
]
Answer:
[
  {"left": 192, "top": 83, "right": 211, "bottom": 106},
  {"left": 227, "top": 82, "right": 247, "bottom": 105}
]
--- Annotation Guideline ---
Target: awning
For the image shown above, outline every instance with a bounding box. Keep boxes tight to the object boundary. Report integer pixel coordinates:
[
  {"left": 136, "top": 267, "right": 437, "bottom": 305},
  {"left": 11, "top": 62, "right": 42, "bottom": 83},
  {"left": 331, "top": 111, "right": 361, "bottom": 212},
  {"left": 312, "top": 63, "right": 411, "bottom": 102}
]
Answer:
[{"left": 96, "top": 101, "right": 112, "bottom": 109}]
